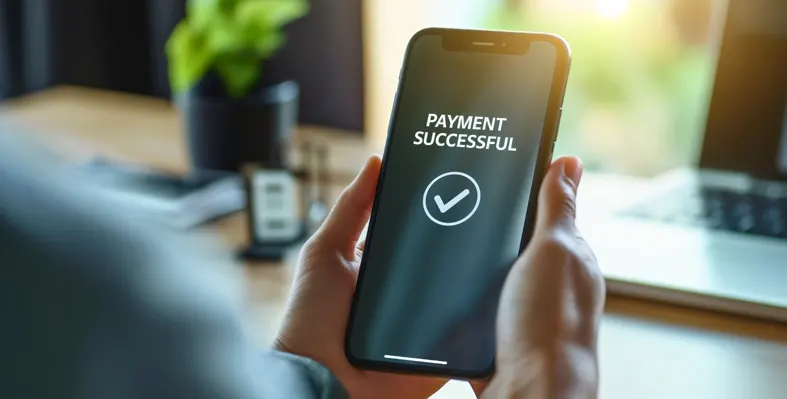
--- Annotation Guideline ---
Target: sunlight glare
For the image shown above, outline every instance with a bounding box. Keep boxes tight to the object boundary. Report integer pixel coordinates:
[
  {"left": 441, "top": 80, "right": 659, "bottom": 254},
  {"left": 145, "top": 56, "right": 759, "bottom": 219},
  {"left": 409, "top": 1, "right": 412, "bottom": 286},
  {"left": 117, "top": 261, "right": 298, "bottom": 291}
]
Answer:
[{"left": 596, "top": 0, "right": 629, "bottom": 19}]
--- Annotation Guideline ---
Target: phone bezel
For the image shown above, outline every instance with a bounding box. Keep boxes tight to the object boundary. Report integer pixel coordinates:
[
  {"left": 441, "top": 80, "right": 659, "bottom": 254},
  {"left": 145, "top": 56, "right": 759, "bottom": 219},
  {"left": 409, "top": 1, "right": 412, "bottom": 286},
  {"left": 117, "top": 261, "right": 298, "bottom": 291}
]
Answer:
[{"left": 344, "top": 27, "right": 572, "bottom": 379}]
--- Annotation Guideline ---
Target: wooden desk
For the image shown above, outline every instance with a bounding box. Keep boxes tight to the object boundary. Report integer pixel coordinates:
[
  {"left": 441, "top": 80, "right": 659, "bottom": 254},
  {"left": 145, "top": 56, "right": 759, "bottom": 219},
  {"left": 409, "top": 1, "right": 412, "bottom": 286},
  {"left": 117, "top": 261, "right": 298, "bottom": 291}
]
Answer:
[{"left": 3, "top": 87, "right": 787, "bottom": 399}]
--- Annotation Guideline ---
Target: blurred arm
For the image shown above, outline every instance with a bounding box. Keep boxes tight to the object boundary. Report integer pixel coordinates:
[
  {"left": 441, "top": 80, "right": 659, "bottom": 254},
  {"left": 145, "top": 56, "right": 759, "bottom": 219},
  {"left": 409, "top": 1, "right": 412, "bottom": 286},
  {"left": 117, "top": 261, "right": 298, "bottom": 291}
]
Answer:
[{"left": 0, "top": 135, "right": 347, "bottom": 399}]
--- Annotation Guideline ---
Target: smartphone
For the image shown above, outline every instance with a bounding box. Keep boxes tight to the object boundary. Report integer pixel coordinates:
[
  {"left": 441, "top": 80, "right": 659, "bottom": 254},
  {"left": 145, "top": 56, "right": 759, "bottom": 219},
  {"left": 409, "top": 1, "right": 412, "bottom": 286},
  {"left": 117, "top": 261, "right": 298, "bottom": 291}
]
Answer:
[{"left": 345, "top": 28, "right": 571, "bottom": 378}]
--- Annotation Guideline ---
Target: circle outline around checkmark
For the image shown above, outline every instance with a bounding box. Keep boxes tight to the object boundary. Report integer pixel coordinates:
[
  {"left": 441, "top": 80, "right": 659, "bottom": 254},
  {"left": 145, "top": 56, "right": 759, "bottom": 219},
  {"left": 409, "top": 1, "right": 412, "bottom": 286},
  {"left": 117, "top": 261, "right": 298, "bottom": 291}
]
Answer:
[{"left": 422, "top": 171, "right": 481, "bottom": 227}]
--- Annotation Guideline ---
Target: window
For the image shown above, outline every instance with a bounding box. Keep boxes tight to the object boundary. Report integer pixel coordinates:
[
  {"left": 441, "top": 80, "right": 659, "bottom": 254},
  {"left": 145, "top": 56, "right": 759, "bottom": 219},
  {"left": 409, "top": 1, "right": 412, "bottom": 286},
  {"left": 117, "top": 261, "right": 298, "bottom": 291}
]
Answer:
[{"left": 365, "top": 0, "right": 721, "bottom": 177}]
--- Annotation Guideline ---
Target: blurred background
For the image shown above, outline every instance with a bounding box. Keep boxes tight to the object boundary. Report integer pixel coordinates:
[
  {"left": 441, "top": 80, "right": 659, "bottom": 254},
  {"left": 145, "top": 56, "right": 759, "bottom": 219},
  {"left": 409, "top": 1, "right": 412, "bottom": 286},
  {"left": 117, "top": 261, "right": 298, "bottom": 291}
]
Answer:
[
  {"left": 493, "top": 0, "right": 720, "bottom": 176},
  {"left": 367, "top": 0, "right": 722, "bottom": 176},
  {"left": 0, "top": 0, "right": 364, "bottom": 129},
  {"left": 0, "top": 0, "right": 721, "bottom": 177},
  {"left": 3, "top": 1, "right": 787, "bottom": 398}
]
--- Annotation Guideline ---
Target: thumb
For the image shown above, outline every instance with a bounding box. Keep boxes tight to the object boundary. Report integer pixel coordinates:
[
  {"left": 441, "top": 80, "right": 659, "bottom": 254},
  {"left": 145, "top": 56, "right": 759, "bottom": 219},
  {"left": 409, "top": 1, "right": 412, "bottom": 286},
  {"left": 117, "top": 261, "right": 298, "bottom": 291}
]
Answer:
[
  {"left": 313, "top": 155, "right": 382, "bottom": 258},
  {"left": 535, "top": 156, "right": 583, "bottom": 233}
]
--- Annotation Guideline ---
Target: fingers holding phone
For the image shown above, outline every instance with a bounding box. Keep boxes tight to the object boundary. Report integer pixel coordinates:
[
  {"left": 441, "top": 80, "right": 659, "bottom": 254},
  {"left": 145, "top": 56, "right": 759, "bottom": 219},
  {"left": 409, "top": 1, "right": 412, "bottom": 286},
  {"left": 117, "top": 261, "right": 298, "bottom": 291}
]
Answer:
[
  {"left": 476, "top": 156, "right": 605, "bottom": 398},
  {"left": 345, "top": 27, "right": 572, "bottom": 379}
]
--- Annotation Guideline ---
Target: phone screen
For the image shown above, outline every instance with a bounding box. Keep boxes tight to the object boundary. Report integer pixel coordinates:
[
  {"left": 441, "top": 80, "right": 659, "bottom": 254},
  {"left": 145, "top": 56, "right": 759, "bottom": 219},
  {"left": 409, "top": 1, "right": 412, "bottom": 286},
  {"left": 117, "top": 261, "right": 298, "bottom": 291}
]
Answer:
[{"left": 347, "top": 30, "right": 568, "bottom": 375}]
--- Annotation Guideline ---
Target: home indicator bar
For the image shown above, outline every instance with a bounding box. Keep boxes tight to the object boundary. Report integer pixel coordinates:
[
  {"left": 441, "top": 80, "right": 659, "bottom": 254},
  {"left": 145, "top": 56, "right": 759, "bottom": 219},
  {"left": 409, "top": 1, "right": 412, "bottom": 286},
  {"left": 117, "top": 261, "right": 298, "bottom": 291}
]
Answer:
[{"left": 384, "top": 355, "right": 447, "bottom": 365}]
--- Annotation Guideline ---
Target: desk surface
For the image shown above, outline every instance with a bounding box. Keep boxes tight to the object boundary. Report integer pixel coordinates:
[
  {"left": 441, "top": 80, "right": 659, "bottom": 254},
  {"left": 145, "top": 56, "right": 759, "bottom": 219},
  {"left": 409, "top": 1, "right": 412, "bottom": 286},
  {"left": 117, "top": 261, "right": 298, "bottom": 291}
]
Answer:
[{"left": 3, "top": 86, "right": 787, "bottom": 399}]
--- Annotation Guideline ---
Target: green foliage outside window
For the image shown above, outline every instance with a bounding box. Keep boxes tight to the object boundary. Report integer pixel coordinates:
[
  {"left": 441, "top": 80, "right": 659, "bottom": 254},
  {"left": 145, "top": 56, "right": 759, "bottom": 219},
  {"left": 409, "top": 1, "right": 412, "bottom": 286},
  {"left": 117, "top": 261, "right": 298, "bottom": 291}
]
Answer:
[{"left": 487, "top": 3, "right": 715, "bottom": 176}]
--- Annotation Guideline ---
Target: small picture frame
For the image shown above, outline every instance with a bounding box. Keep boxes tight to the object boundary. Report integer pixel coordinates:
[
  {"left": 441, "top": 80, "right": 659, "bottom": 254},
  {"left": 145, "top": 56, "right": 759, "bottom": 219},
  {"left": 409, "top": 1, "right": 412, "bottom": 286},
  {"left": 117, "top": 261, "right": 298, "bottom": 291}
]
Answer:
[{"left": 240, "top": 165, "right": 306, "bottom": 260}]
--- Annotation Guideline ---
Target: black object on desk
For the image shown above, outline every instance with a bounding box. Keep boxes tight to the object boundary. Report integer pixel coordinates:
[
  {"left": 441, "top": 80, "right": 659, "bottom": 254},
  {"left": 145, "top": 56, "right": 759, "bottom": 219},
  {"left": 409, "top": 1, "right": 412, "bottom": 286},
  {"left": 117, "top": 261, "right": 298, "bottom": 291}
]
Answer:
[{"left": 239, "top": 143, "right": 330, "bottom": 261}]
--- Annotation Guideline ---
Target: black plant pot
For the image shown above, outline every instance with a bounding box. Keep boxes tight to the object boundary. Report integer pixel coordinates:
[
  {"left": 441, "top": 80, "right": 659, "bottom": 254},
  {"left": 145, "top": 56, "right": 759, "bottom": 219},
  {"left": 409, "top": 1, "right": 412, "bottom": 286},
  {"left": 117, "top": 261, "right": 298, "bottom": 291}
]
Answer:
[{"left": 181, "top": 80, "right": 299, "bottom": 174}]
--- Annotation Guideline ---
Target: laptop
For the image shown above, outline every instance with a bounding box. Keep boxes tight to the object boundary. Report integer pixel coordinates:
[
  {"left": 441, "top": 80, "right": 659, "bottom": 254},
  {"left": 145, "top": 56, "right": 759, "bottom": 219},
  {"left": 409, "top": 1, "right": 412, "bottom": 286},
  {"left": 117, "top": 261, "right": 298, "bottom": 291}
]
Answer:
[{"left": 582, "top": 0, "right": 787, "bottom": 321}]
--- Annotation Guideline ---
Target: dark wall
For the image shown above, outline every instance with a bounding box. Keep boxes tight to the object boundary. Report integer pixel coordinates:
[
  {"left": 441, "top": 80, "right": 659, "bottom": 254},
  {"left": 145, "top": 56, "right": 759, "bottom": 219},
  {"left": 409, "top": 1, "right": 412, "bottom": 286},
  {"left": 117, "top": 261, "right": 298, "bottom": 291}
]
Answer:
[
  {"left": 148, "top": 1, "right": 186, "bottom": 99},
  {"left": 0, "top": 0, "right": 155, "bottom": 96},
  {"left": 0, "top": 1, "right": 21, "bottom": 97},
  {"left": 262, "top": 0, "right": 365, "bottom": 132}
]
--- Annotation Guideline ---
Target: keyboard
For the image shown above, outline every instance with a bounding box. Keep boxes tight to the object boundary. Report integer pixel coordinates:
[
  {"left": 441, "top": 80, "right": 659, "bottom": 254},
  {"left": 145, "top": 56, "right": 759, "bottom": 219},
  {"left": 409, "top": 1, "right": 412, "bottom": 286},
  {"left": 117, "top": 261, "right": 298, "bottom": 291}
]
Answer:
[{"left": 623, "top": 185, "right": 787, "bottom": 239}]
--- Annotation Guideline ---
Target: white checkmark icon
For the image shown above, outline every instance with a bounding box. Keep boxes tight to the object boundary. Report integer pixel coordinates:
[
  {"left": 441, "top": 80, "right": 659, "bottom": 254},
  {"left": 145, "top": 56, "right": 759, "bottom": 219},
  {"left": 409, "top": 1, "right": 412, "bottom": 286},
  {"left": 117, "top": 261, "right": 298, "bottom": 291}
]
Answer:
[{"left": 434, "top": 189, "right": 470, "bottom": 214}]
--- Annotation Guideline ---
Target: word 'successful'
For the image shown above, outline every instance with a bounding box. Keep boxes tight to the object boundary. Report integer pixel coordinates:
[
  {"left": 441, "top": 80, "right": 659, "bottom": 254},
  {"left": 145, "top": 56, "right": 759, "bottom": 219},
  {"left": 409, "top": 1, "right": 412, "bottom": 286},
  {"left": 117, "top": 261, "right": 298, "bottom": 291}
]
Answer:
[{"left": 413, "top": 113, "right": 517, "bottom": 152}]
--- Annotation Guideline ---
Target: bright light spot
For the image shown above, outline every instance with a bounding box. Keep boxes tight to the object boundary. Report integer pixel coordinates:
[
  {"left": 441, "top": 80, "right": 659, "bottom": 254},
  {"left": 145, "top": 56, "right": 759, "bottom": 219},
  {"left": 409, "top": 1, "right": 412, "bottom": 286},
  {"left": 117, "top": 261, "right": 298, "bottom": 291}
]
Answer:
[{"left": 596, "top": 0, "right": 628, "bottom": 19}]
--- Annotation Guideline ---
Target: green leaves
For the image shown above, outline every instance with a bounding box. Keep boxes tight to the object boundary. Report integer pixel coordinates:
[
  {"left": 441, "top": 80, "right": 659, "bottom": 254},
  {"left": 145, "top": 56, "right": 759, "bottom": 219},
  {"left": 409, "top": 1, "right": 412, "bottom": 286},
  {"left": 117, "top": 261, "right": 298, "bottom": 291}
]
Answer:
[
  {"left": 215, "top": 54, "right": 262, "bottom": 97},
  {"left": 166, "top": 21, "right": 214, "bottom": 94},
  {"left": 236, "top": 0, "right": 309, "bottom": 30},
  {"left": 166, "top": 0, "right": 309, "bottom": 98}
]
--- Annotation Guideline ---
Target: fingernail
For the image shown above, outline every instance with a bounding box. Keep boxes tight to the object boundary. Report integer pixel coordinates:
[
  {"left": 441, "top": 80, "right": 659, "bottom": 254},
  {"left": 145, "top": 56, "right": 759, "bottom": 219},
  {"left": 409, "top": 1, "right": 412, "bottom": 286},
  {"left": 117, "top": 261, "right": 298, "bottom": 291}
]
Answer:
[
  {"left": 362, "top": 155, "right": 380, "bottom": 169},
  {"left": 354, "top": 155, "right": 380, "bottom": 183},
  {"left": 563, "top": 157, "right": 583, "bottom": 187}
]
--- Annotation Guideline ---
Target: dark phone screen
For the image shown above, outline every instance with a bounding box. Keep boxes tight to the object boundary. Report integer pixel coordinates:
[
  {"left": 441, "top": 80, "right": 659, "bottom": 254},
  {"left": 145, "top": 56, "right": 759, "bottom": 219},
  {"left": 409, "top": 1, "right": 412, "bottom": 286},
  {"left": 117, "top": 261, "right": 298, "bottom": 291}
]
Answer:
[{"left": 348, "top": 32, "right": 561, "bottom": 373}]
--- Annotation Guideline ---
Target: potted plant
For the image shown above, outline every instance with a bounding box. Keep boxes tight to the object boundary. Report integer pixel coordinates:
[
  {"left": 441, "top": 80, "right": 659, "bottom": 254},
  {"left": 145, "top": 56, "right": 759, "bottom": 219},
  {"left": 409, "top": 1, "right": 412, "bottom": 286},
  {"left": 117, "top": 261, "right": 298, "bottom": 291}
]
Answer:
[{"left": 167, "top": 0, "right": 309, "bottom": 173}]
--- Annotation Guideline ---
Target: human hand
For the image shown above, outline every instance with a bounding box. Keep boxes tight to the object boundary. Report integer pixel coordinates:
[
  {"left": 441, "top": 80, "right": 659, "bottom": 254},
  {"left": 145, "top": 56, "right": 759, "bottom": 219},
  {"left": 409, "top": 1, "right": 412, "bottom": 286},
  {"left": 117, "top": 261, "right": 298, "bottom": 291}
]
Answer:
[
  {"left": 475, "top": 156, "right": 605, "bottom": 399},
  {"left": 274, "top": 155, "right": 448, "bottom": 399}
]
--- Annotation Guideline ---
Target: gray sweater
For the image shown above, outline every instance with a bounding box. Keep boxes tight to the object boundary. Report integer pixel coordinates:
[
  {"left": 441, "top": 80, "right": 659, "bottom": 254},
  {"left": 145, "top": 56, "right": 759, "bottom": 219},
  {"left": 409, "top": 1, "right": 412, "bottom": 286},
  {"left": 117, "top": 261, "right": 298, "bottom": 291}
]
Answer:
[{"left": 0, "top": 134, "right": 347, "bottom": 399}]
